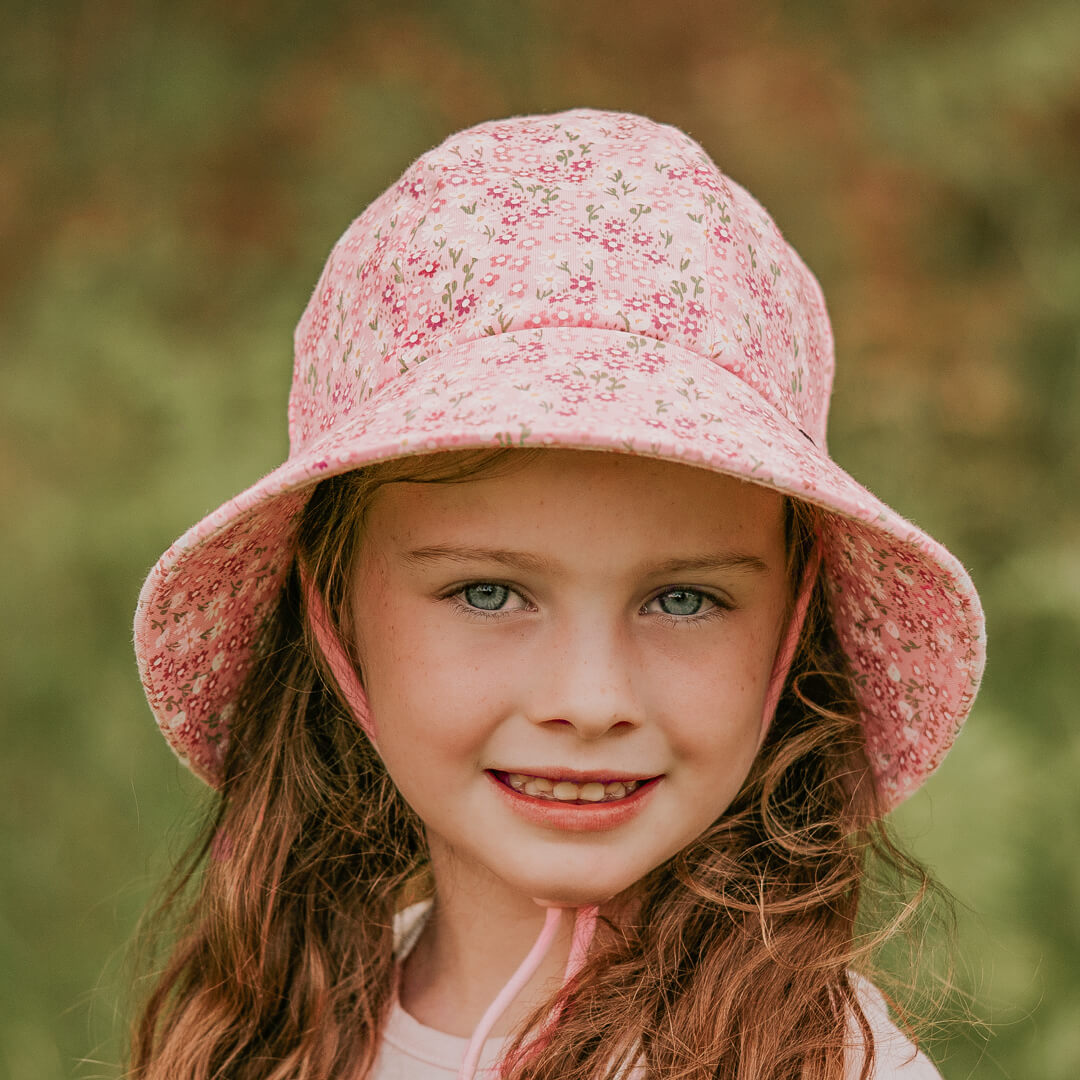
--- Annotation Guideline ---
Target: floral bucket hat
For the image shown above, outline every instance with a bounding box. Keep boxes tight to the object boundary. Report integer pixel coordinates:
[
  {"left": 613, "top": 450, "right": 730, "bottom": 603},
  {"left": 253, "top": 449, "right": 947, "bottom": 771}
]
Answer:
[{"left": 134, "top": 108, "right": 985, "bottom": 807}]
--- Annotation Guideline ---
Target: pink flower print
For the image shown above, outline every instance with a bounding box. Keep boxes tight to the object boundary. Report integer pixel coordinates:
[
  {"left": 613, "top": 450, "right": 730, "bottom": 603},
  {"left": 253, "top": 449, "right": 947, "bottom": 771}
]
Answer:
[
  {"left": 491, "top": 253, "right": 510, "bottom": 267},
  {"left": 601, "top": 262, "right": 625, "bottom": 285},
  {"left": 687, "top": 299, "right": 706, "bottom": 318},
  {"left": 479, "top": 272, "right": 499, "bottom": 287},
  {"left": 596, "top": 391, "right": 617, "bottom": 401},
  {"left": 679, "top": 317, "right": 701, "bottom": 336},
  {"left": 574, "top": 349, "right": 602, "bottom": 363},
  {"left": 626, "top": 296, "right": 648, "bottom": 312},
  {"left": 496, "top": 231, "right": 517, "bottom": 245},
  {"left": 643, "top": 417, "right": 666, "bottom": 429},
  {"left": 523, "top": 312, "right": 547, "bottom": 328},
  {"left": 429, "top": 197, "right": 447, "bottom": 213},
  {"left": 391, "top": 298, "right": 407, "bottom": 317},
  {"left": 673, "top": 416, "right": 697, "bottom": 434},
  {"left": 508, "top": 281, "right": 527, "bottom": 298},
  {"left": 381, "top": 283, "right": 396, "bottom": 304},
  {"left": 600, "top": 237, "right": 624, "bottom": 253},
  {"left": 403, "top": 329, "right": 424, "bottom": 348},
  {"left": 510, "top": 257, "right": 529, "bottom": 271},
  {"left": 692, "top": 166, "right": 722, "bottom": 193},
  {"left": 502, "top": 211, "right": 524, "bottom": 226},
  {"left": 652, "top": 312, "right": 676, "bottom": 334},
  {"left": 644, "top": 250, "right": 667, "bottom": 265},
  {"left": 569, "top": 275, "right": 596, "bottom": 293},
  {"left": 631, "top": 231, "right": 651, "bottom": 245},
  {"left": 667, "top": 167, "right": 688, "bottom": 180},
  {"left": 573, "top": 226, "right": 599, "bottom": 242},
  {"left": 392, "top": 319, "right": 408, "bottom": 337},
  {"left": 537, "top": 162, "right": 559, "bottom": 177},
  {"left": 415, "top": 255, "right": 439, "bottom": 277},
  {"left": 605, "top": 219, "right": 627, "bottom": 234},
  {"left": 553, "top": 308, "right": 574, "bottom": 326},
  {"left": 651, "top": 291, "right": 678, "bottom": 311},
  {"left": 568, "top": 158, "right": 594, "bottom": 180},
  {"left": 505, "top": 194, "right": 525, "bottom": 209},
  {"left": 405, "top": 176, "right": 425, "bottom": 199},
  {"left": 518, "top": 236, "right": 541, "bottom": 250},
  {"left": 531, "top": 204, "right": 554, "bottom": 218},
  {"left": 455, "top": 292, "right": 479, "bottom": 317},
  {"left": 427, "top": 311, "right": 449, "bottom": 331},
  {"left": 713, "top": 222, "right": 733, "bottom": 244}
]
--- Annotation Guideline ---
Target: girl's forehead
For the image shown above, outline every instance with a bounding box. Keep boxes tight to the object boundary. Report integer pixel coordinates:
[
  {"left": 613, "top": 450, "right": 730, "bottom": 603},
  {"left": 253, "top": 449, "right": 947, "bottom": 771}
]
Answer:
[{"left": 364, "top": 450, "right": 787, "bottom": 557}]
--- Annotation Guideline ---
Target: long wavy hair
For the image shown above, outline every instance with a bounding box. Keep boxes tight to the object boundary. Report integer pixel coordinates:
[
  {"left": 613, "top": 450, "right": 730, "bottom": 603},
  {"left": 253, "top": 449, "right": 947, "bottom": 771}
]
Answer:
[{"left": 129, "top": 448, "right": 940, "bottom": 1079}]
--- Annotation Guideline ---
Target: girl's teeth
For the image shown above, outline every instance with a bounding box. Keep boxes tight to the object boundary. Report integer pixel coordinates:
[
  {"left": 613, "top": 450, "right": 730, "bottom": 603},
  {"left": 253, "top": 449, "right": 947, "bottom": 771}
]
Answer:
[{"left": 504, "top": 773, "right": 642, "bottom": 802}]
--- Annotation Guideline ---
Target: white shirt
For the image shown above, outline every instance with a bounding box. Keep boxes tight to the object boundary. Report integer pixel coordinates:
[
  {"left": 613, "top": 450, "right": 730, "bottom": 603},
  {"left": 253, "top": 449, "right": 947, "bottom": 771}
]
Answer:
[{"left": 372, "top": 902, "right": 942, "bottom": 1079}]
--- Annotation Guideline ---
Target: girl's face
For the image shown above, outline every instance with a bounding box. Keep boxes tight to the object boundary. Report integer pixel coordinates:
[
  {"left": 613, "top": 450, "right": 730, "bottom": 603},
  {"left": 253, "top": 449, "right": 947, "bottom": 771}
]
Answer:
[{"left": 350, "top": 450, "right": 789, "bottom": 908}]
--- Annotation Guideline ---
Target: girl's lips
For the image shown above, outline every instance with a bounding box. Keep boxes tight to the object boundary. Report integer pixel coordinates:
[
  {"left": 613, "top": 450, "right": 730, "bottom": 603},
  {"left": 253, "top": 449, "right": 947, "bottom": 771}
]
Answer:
[{"left": 486, "top": 769, "right": 662, "bottom": 833}]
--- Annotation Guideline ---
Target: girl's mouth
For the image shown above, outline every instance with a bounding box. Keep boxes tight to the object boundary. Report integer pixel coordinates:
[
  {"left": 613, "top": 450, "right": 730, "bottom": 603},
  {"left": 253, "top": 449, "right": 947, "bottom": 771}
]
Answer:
[{"left": 490, "top": 770, "right": 657, "bottom": 804}]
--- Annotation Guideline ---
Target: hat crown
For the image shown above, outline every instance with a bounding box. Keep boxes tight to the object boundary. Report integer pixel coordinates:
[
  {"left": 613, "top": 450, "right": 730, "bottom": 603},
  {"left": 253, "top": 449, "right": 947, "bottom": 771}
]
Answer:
[{"left": 289, "top": 109, "right": 835, "bottom": 455}]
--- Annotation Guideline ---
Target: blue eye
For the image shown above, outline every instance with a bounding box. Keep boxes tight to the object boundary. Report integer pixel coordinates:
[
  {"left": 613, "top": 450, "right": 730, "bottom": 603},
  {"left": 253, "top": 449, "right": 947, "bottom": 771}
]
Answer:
[
  {"left": 656, "top": 589, "right": 705, "bottom": 616},
  {"left": 462, "top": 583, "right": 511, "bottom": 611},
  {"left": 644, "top": 588, "right": 728, "bottom": 622}
]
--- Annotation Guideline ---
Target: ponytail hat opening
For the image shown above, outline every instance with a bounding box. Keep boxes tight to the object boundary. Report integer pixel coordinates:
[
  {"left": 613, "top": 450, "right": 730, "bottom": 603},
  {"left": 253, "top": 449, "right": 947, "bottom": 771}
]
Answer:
[{"left": 134, "top": 108, "right": 985, "bottom": 808}]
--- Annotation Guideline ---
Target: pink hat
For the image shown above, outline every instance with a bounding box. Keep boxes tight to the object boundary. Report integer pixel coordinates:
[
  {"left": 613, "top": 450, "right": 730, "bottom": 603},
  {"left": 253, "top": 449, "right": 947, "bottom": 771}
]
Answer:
[{"left": 134, "top": 108, "right": 985, "bottom": 807}]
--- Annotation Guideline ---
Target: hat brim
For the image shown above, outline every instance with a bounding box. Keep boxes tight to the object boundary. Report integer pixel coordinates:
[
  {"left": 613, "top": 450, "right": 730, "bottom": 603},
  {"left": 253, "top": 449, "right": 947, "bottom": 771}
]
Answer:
[{"left": 135, "top": 327, "right": 985, "bottom": 804}]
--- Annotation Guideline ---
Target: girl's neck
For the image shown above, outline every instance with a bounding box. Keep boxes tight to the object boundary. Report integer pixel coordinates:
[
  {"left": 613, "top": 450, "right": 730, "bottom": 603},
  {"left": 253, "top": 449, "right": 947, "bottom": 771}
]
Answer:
[{"left": 397, "top": 849, "right": 580, "bottom": 1039}]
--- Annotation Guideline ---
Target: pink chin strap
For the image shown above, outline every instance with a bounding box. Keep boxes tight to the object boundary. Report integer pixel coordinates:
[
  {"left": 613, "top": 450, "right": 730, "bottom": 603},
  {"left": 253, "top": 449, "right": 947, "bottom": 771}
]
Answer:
[{"left": 303, "top": 545, "right": 820, "bottom": 1080}]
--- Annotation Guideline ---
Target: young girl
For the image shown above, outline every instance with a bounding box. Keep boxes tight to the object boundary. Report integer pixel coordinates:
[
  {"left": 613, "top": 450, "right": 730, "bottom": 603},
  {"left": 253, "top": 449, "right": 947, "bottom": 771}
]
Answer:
[{"left": 132, "top": 109, "right": 985, "bottom": 1079}]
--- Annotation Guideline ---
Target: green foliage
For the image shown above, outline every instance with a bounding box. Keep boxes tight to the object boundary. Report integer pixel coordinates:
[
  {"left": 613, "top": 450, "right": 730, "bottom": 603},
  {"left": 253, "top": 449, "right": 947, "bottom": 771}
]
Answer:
[{"left": 2, "top": 1, "right": 1077, "bottom": 1076}]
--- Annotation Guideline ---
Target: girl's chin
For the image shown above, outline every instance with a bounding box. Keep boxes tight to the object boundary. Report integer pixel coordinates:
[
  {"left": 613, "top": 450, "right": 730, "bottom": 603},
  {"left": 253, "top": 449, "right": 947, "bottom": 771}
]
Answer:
[{"left": 500, "top": 872, "right": 640, "bottom": 910}]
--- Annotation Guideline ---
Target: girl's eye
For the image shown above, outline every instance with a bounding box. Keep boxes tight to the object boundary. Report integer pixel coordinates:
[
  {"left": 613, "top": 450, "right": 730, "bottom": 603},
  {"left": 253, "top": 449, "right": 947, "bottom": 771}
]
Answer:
[
  {"left": 644, "top": 588, "right": 726, "bottom": 620},
  {"left": 443, "top": 582, "right": 532, "bottom": 620},
  {"left": 461, "top": 582, "right": 512, "bottom": 611}
]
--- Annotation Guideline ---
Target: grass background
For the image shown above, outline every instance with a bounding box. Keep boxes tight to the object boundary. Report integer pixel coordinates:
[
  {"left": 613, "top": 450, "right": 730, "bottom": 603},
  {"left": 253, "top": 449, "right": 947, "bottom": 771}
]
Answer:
[{"left": 2, "top": 1, "right": 1078, "bottom": 1076}]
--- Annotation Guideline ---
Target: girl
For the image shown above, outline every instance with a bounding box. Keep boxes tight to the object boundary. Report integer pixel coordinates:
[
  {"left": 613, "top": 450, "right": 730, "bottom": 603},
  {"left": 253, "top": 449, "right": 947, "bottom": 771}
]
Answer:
[{"left": 132, "top": 109, "right": 985, "bottom": 1079}]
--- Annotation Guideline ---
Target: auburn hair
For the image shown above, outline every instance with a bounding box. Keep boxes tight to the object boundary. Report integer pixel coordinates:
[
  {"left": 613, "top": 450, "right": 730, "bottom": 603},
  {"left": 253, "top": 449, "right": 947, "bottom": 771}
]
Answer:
[{"left": 129, "top": 449, "right": 939, "bottom": 1079}]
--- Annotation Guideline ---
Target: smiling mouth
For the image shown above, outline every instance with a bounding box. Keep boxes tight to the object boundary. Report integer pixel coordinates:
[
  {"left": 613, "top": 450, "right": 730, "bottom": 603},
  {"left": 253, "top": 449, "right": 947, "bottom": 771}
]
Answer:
[{"left": 492, "top": 770, "right": 655, "bottom": 805}]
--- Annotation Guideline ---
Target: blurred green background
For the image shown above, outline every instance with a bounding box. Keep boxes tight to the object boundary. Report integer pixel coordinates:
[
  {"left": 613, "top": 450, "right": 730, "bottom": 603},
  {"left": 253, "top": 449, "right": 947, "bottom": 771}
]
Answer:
[{"left": 2, "top": 1, "right": 1078, "bottom": 1077}]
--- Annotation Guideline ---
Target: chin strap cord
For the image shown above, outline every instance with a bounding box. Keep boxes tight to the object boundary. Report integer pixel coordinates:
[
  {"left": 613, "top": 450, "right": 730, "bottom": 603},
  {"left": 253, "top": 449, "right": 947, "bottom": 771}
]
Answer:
[
  {"left": 457, "top": 903, "right": 600, "bottom": 1080},
  {"left": 564, "top": 904, "right": 599, "bottom": 983},
  {"left": 759, "top": 543, "right": 822, "bottom": 745},
  {"left": 457, "top": 906, "right": 564, "bottom": 1080},
  {"left": 303, "top": 572, "right": 377, "bottom": 743}
]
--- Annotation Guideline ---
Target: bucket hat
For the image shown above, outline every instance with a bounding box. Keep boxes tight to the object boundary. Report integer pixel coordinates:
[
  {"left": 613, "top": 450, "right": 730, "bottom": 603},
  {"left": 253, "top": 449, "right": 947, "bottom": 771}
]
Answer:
[{"left": 134, "top": 108, "right": 984, "bottom": 807}]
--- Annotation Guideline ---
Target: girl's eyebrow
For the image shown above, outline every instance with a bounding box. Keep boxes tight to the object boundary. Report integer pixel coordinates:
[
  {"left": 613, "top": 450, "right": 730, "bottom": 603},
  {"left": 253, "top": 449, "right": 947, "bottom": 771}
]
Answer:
[{"left": 401, "top": 545, "right": 770, "bottom": 576}]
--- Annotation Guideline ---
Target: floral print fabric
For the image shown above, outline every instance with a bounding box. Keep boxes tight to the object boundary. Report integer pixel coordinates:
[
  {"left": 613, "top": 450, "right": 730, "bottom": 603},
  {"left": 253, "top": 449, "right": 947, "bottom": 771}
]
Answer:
[{"left": 134, "top": 109, "right": 985, "bottom": 806}]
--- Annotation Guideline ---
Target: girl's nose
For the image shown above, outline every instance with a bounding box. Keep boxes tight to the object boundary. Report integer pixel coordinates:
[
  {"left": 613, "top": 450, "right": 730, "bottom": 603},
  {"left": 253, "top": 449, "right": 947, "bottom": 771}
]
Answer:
[{"left": 527, "top": 622, "right": 645, "bottom": 739}]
